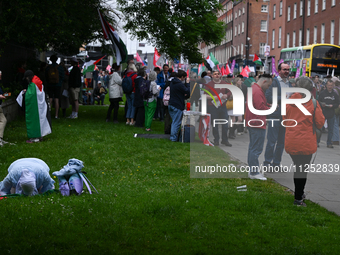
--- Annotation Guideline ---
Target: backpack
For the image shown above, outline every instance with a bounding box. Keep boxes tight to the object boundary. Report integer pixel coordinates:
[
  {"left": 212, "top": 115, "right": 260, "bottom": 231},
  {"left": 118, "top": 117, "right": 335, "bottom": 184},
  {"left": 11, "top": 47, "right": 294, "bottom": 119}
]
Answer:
[
  {"left": 163, "top": 85, "right": 171, "bottom": 106},
  {"left": 53, "top": 159, "right": 98, "bottom": 196},
  {"left": 47, "top": 65, "right": 59, "bottom": 84},
  {"left": 122, "top": 73, "right": 135, "bottom": 94},
  {"left": 140, "top": 79, "right": 152, "bottom": 100}
]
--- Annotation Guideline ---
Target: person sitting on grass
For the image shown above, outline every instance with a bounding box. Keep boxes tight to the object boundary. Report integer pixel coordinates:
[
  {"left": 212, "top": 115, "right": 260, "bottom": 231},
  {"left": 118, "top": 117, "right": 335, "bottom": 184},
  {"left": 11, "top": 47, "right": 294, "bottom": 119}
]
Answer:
[
  {"left": 93, "top": 81, "right": 107, "bottom": 105},
  {"left": 0, "top": 158, "right": 55, "bottom": 196}
]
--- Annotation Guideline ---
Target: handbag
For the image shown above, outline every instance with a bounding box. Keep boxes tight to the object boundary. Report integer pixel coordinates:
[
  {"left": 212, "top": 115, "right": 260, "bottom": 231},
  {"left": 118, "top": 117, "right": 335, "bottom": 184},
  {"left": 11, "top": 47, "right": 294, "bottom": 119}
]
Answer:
[{"left": 226, "top": 99, "right": 233, "bottom": 110}]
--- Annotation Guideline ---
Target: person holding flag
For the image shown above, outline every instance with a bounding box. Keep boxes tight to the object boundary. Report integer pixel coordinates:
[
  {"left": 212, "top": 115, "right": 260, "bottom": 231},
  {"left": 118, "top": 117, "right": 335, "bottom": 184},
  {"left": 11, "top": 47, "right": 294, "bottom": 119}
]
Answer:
[{"left": 17, "top": 70, "right": 52, "bottom": 143}]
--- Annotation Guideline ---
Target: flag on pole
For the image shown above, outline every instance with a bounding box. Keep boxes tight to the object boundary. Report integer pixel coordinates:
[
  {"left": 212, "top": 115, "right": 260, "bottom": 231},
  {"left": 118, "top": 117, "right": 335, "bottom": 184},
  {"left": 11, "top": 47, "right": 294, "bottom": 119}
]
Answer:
[
  {"left": 143, "top": 52, "right": 148, "bottom": 66},
  {"left": 230, "top": 59, "right": 236, "bottom": 73},
  {"left": 187, "top": 69, "right": 190, "bottom": 77},
  {"left": 198, "top": 63, "right": 206, "bottom": 77},
  {"left": 240, "top": 66, "right": 250, "bottom": 78},
  {"left": 135, "top": 52, "right": 145, "bottom": 66},
  {"left": 83, "top": 55, "right": 106, "bottom": 75},
  {"left": 216, "top": 65, "right": 221, "bottom": 74},
  {"left": 98, "top": 10, "right": 128, "bottom": 66},
  {"left": 271, "top": 57, "right": 279, "bottom": 76},
  {"left": 206, "top": 52, "right": 219, "bottom": 70},
  {"left": 253, "top": 54, "right": 262, "bottom": 65},
  {"left": 225, "top": 64, "right": 231, "bottom": 75},
  {"left": 221, "top": 66, "right": 225, "bottom": 76},
  {"left": 153, "top": 48, "right": 161, "bottom": 68}
]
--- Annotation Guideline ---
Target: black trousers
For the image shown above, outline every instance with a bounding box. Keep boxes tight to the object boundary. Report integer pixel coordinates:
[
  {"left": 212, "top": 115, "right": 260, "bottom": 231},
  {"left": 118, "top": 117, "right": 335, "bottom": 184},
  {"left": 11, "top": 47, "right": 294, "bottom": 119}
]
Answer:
[
  {"left": 134, "top": 106, "right": 145, "bottom": 127},
  {"left": 290, "top": 154, "right": 312, "bottom": 200},
  {"left": 164, "top": 106, "right": 172, "bottom": 134},
  {"left": 107, "top": 98, "right": 120, "bottom": 121}
]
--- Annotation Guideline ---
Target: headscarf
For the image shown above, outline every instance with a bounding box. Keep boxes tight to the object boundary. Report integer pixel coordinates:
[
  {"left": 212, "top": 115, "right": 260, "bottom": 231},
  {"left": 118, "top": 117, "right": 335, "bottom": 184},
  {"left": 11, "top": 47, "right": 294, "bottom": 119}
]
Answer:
[{"left": 16, "top": 169, "right": 38, "bottom": 196}]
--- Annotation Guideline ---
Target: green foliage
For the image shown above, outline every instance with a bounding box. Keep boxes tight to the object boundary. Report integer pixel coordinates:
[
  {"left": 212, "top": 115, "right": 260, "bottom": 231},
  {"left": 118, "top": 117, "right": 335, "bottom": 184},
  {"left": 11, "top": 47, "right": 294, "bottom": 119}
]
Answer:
[
  {"left": 0, "top": 0, "right": 119, "bottom": 55},
  {"left": 117, "top": 0, "right": 226, "bottom": 63}
]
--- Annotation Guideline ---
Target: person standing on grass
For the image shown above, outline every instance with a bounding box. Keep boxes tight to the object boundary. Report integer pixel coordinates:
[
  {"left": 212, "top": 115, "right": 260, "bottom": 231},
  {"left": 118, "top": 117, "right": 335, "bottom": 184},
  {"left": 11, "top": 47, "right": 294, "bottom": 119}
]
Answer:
[
  {"left": 16, "top": 70, "right": 52, "bottom": 143},
  {"left": 0, "top": 158, "right": 55, "bottom": 196},
  {"left": 318, "top": 79, "right": 339, "bottom": 148},
  {"left": 246, "top": 74, "right": 273, "bottom": 181},
  {"left": 144, "top": 71, "right": 160, "bottom": 131},
  {"left": 106, "top": 64, "right": 122, "bottom": 123},
  {"left": 134, "top": 68, "right": 147, "bottom": 128},
  {"left": 283, "top": 77, "right": 325, "bottom": 206},
  {"left": 155, "top": 64, "right": 170, "bottom": 121},
  {"left": 124, "top": 64, "right": 138, "bottom": 125},
  {"left": 168, "top": 70, "right": 190, "bottom": 142},
  {"left": 68, "top": 58, "right": 82, "bottom": 119},
  {"left": 45, "top": 54, "right": 65, "bottom": 119},
  {"left": 0, "top": 70, "right": 8, "bottom": 146}
]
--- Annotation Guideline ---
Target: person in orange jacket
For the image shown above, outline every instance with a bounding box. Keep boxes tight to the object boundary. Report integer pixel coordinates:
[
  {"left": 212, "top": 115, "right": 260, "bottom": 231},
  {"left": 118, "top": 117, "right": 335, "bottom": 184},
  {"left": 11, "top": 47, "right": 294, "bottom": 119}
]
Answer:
[{"left": 283, "top": 76, "right": 325, "bottom": 207}]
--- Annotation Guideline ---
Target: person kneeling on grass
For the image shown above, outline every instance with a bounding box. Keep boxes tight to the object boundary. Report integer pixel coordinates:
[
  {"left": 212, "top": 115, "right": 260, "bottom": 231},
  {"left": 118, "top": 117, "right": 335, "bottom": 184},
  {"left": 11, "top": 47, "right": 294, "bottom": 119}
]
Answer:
[{"left": 0, "top": 158, "right": 55, "bottom": 196}]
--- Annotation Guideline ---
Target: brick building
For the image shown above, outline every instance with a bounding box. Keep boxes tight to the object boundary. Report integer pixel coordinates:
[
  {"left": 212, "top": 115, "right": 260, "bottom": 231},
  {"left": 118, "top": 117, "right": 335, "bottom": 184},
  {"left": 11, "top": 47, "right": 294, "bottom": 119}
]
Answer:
[{"left": 268, "top": 0, "right": 339, "bottom": 71}]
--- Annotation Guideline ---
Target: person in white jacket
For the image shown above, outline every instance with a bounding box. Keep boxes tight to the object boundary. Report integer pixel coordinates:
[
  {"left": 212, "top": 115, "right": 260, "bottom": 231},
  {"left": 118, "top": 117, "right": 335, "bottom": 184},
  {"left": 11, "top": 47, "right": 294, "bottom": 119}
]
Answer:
[{"left": 106, "top": 64, "right": 123, "bottom": 123}]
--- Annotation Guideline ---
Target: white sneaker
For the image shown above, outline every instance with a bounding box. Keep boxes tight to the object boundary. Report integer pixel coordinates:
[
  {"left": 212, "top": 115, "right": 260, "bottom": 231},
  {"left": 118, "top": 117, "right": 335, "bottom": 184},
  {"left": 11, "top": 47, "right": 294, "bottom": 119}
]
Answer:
[{"left": 248, "top": 173, "right": 267, "bottom": 181}]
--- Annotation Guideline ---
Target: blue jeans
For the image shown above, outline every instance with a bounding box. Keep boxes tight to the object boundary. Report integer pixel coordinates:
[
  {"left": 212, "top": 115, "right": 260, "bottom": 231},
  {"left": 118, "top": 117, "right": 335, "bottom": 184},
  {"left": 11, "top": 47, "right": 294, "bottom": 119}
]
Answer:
[
  {"left": 264, "top": 118, "right": 285, "bottom": 166},
  {"left": 168, "top": 105, "right": 183, "bottom": 141},
  {"left": 326, "top": 115, "right": 335, "bottom": 145},
  {"left": 126, "top": 93, "right": 135, "bottom": 119},
  {"left": 207, "top": 105, "right": 229, "bottom": 144},
  {"left": 332, "top": 115, "right": 339, "bottom": 143},
  {"left": 248, "top": 127, "right": 266, "bottom": 175}
]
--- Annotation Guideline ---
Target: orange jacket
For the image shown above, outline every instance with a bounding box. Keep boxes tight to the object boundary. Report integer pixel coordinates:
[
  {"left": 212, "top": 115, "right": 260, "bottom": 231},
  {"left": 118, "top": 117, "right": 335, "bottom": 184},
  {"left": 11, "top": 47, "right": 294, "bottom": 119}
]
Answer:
[{"left": 283, "top": 93, "right": 325, "bottom": 155}]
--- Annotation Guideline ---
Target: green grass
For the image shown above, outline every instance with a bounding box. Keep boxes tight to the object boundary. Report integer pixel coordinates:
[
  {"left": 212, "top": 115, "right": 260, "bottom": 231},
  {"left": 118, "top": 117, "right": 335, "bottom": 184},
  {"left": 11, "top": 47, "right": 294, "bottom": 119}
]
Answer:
[{"left": 1, "top": 105, "right": 340, "bottom": 254}]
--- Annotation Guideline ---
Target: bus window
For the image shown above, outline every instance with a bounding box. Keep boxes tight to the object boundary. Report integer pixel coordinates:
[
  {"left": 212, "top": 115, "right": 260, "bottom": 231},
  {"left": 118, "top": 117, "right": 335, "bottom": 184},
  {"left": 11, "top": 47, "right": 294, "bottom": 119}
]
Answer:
[
  {"left": 292, "top": 51, "right": 296, "bottom": 59},
  {"left": 304, "top": 50, "right": 311, "bottom": 58}
]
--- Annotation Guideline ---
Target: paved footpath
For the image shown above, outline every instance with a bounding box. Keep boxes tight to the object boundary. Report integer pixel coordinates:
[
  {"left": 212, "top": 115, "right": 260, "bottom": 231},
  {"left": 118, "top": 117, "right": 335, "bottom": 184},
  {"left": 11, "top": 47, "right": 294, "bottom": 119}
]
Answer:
[{"left": 217, "top": 129, "right": 340, "bottom": 216}]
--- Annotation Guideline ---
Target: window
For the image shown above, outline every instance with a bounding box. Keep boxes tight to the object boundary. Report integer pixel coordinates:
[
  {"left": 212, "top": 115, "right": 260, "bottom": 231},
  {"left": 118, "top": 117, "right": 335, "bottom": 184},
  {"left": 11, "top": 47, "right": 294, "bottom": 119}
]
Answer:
[
  {"left": 307, "top": 0, "right": 311, "bottom": 16},
  {"left": 306, "top": 28, "right": 310, "bottom": 45},
  {"left": 287, "top": 33, "right": 290, "bottom": 48},
  {"left": 299, "top": 29, "right": 302, "bottom": 46},
  {"left": 238, "top": 24, "right": 240, "bottom": 35},
  {"left": 261, "top": 5, "right": 268, "bottom": 12},
  {"left": 279, "top": 1, "right": 283, "bottom": 16},
  {"left": 239, "top": 9, "right": 241, "bottom": 16},
  {"left": 272, "top": 30, "right": 275, "bottom": 49},
  {"left": 321, "top": 24, "right": 325, "bottom": 43},
  {"left": 260, "top": 43, "right": 265, "bottom": 56},
  {"left": 300, "top": 0, "right": 303, "bottom": 16},
  {"left": 331, "top": 20, "right": 335, "bottom": 44},
  {"left": 287, "top": 6, "right": 291, "bottom": 21},
  {"left": 322, "top": 0, "right": 326, "bottom": 10},
  {"left": 242, "top": 22, "right": 244, "bottom": 33},
  {"left": 315, "top": 0, "right": 318, "bottom": 13},
  {"left": 235, "top": 26, "right": 237, "bottom": 36},
  {"left": 235, "top": 12, "right": 237, "bottom": 19},
  {"left": 241, "top": 44, "right": 244, "bottom": 55},
  {"left": 293, "top": 31, "right": 296, "bottom": 47},
  {"left": 273, "top": 4, "right": 276, "bottom": 19},
  {"left": 314, "top": 26, "right": 318, "bottom": 44},
  {"left": 238, "top": 45, "right": 240, "bottom": 55},
  {"left": 279, "top": 27, "right": 282, "bottom": 47},
  {"left": 294, "top": 3, "right": 297, "bottom": 19},
  {"left": 261, "top": 20, "right": 267, "bottom": 31},
  {"left": 332, "top": 0, "right": 336, "bottom": 7},
  {"left": 243, "top": 7, "right": 245, "bottom": 14}
]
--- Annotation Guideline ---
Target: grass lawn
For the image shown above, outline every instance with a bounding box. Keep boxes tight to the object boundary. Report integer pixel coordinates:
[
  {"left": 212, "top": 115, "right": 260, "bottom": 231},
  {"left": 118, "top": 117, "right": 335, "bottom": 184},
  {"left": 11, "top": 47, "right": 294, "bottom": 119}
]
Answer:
[{"left": 1, "top": 103, "right": 340, "bottom": 254}]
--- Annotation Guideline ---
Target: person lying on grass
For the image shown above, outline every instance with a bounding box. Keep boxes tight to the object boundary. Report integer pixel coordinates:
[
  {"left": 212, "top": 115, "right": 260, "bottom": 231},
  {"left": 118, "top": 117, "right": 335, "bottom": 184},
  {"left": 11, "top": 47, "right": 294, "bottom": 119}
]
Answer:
[{"left": 0, "top": 158, "right": 55, "bottom": 196}]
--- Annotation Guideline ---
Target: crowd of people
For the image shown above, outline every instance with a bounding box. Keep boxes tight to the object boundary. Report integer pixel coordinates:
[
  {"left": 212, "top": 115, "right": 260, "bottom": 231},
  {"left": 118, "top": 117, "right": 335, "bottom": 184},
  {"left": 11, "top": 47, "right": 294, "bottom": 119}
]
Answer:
[{"left": 1, "top": 58, "right": 340, "bottom": 207}]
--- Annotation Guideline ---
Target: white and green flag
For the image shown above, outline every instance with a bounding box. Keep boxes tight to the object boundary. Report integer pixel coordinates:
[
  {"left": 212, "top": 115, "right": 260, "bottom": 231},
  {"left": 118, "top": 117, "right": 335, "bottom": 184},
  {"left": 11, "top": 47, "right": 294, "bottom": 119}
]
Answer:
[{"left": 206, "top": 52, "right": 219, "bottom": 69}]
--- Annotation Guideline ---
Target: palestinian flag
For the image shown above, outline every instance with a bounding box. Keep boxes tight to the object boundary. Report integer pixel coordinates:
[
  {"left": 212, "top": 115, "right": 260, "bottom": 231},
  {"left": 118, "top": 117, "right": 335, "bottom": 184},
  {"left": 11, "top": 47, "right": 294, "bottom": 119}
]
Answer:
[
  {"left": 206, "top": 52, "right": 219, "bottom": 70},
  {"left": 21, "top": 76, "right": 51, "bottom": 139},
  {"left": 253, "top": 54, "right": 262, "bottom": 65},
  {"left": 198, "top": 63, "right": 205, "bottom": 77},
  {"left": 83, "top": 55, "right": 106, "bottom": 75},
  {"left": 98, "top": 10, "right": 128, "bottom": 65}
]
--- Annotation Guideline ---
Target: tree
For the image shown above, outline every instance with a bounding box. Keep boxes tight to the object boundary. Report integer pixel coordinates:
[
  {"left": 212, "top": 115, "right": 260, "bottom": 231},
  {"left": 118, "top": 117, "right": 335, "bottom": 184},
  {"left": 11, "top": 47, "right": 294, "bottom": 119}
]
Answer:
[
  {"left": 0, "top": 0, "right": 120, "bottom": 55},
  {"left": 117, "top": 0, "right": 225, "bottom": 63}
]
